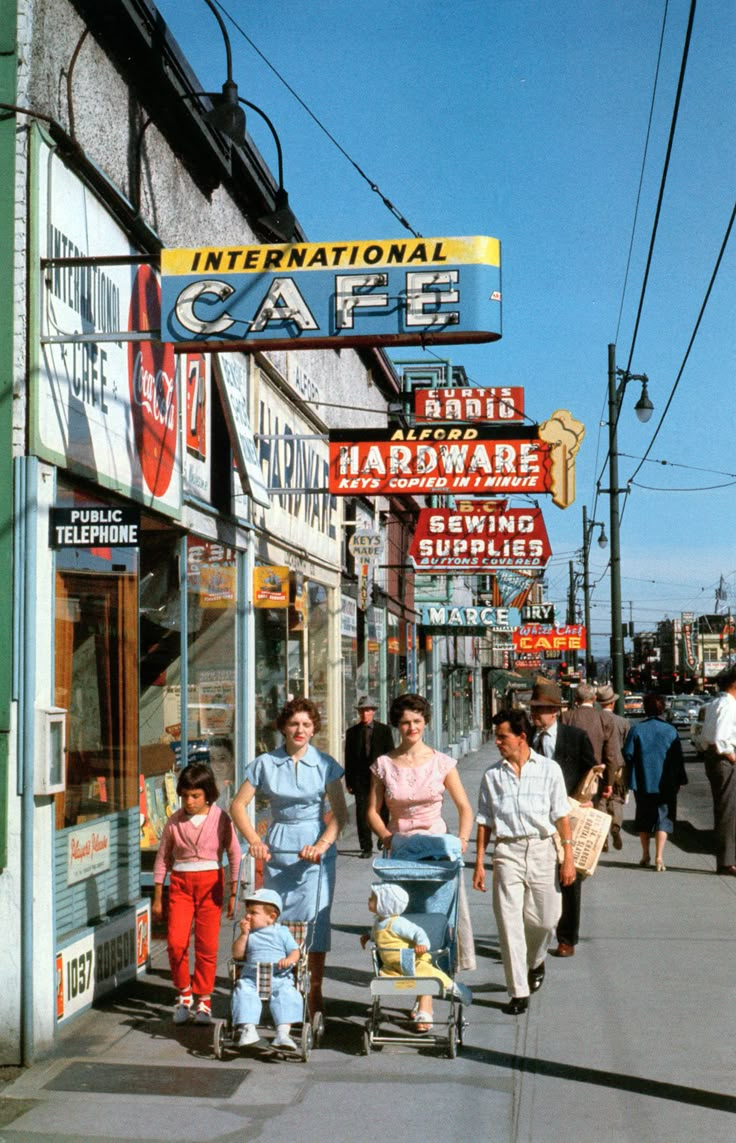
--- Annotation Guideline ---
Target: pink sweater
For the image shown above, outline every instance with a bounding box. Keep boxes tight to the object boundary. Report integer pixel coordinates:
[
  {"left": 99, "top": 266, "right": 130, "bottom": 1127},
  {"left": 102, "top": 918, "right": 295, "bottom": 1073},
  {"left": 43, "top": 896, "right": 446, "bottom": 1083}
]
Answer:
[{"left": 153, "top": 805, "right": 242, "bottom": 884}]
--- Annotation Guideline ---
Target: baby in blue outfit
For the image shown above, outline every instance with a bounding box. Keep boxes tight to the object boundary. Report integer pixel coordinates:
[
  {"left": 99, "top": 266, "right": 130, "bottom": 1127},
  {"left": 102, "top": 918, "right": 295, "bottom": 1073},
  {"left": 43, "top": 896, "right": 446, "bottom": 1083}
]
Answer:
[{"left": 231, "top": 888, "right": 302, "bottom": 1050}]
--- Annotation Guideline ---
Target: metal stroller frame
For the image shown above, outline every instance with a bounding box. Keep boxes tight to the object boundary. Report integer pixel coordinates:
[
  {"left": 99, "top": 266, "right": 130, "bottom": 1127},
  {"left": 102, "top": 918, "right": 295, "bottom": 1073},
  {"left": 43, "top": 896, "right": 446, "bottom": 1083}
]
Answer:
[
  {"left": 363, "top": 856, "right": 471, "bottom": 1058},
  {"left": 212, "top": 853, "right": 325, "bottom": 1063}
]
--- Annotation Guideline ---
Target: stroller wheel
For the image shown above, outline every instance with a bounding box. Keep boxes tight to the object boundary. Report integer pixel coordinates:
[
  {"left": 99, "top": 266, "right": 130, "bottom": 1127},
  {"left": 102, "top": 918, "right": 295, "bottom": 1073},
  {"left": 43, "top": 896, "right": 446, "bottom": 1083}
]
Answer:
[
  {"left": 212, "top": 1019, "right": 227, "bottom": 1060},
  {"left": 311, "top": 1011, "right": 325, "bottom": 1047},
  {"left": 447, "top": 1019, "right": 458, "bottom": 1059},
  {"left": 300, "top": 1021, "right": 313, "bottom": 1062},
  {"left": 363, "top": 1023, "right": 373, "bottom": 1055}
]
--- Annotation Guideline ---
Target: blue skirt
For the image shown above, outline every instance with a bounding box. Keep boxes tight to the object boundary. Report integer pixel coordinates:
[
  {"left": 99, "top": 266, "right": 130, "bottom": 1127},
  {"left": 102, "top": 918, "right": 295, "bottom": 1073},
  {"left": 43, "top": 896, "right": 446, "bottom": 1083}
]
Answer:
[{"left": 633, "top": 793, "right": 676, "bottom": 835}]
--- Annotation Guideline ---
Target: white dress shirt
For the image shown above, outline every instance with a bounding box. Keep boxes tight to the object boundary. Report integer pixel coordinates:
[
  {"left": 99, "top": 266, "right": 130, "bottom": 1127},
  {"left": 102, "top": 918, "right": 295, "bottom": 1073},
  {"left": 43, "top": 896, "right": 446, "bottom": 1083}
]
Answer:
[
  {"left": 476, "top": 748, "right": 570, "bottom": 840},
  {"left": 701, "top": 691, "right": 736, "bottom": 755}
]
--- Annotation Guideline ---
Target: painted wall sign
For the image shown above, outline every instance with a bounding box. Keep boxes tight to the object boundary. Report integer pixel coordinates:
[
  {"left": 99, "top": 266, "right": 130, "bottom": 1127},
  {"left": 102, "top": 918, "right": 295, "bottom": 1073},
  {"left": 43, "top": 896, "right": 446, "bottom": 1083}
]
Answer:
[
  {"left": 253, "top": 566, "right": 289, "bottom": 608},
  {"left": 409, "top": 501, "right": 550, "bottom": 571},
  {"left": 512, "top": 624, "right": 587, "bottom": 652},
  {"left": 160, "top": 236, "right": 501, "bottom": 351},
  {"left": 415, "top": 387, "right": 524, "bottom": 423},
  {"left": 421, "top": 605, "right": 521, "bottom": 631},
  {"left": 56, "top": 902, "right": 150, "bottom": 1022},
  {"left": 67, "top": 822, "right": 111, "bottom": 885},
  {"left": 34, "top": 133, "right": 181, "bottom": 516},
  {"left": 183, "top": 352, "right": 212, "bottom": 501},
  {"left": 50, "top": 506, "right": 140, "bottom": 549},
  {"left": 329, "top": 425, "right": 552, "bottom": 496}
]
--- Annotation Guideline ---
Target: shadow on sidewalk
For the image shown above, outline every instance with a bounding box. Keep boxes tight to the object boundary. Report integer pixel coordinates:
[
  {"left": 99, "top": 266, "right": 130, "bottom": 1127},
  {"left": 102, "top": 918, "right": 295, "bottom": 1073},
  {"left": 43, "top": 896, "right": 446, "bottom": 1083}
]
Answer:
[{"left": 459, "top": 1046, "right": 736, "bottom": 1115}]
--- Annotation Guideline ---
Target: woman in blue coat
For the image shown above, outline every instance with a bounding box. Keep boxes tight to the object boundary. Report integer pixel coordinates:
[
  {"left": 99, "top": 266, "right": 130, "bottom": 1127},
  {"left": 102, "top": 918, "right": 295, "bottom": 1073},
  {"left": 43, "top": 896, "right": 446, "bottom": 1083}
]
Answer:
[
  {"left": 231, "top": 698, "right": 346, "bottom": 1018},
  {"left": 623, "top": 693, "right": 687, "bottom": 872}
]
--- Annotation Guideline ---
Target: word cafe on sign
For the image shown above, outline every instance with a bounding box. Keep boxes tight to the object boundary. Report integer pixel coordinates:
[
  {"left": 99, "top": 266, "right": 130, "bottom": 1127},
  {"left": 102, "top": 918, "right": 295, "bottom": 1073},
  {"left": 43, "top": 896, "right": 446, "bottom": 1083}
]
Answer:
[{"left": 512, "top": 624, "right": 587, "bottom": 653}]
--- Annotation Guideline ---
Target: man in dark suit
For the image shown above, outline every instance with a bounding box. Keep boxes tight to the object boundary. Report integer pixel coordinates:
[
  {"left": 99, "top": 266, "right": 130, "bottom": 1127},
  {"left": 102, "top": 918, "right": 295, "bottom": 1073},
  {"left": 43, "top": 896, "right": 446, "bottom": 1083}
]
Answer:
[
  {"left": 344, "top": 696, "right": 394, "bottom": 857},
  {"left": 530, "top": 679, "right": 598, "bottom": 957}
]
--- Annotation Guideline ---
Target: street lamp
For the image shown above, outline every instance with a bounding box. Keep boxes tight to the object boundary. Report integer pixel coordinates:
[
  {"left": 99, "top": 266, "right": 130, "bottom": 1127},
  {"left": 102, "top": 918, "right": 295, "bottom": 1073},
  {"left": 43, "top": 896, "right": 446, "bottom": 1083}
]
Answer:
[
  {"left": 605, "top": 343, "right": 653, "bottom": 713},
  {"left": 582, "top": 504, "right": 607, "bottom": 683}
]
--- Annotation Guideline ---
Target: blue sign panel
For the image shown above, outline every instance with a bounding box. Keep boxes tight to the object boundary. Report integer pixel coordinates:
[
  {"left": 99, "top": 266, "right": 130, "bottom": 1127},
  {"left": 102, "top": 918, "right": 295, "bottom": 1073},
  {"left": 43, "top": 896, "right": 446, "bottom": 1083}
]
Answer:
[{"left": 160, "top": 236, "right": 501, "bottom": 352}]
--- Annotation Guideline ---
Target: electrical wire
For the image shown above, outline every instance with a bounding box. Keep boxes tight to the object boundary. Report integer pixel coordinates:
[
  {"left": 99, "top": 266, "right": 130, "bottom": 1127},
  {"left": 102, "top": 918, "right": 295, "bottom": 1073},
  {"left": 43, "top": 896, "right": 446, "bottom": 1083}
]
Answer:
[{"left": 211, "top": 0, "right": 422, "bottom": 237}]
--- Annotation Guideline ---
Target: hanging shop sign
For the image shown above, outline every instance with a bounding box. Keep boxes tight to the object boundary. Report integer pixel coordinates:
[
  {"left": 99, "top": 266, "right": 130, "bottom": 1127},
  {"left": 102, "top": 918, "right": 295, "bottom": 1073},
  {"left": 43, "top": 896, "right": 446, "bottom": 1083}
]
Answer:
[
  {"left": 34, "top": 134, "right": 182, "bottom": 517},
  {"left": 212, "top": 355, "right": 271, "bottom": 507},
  {"left": 409, "top": 501, "right": 550, "bottom": 572},
  {"left": 414, "top": 387, "right": 524, "bottom": 423},
  {"left": 349, "top": 531, "right": 383, "bottom": 612},
  {"left": 486, "top": 569, "right": 540, "bottom": 610},
  {"left": 329, "top": 425, "right": 552, "bottom": 497},
  {"left": 160, "top": 236, "right": 501, "bottom": 352},
  {"left": 521, "top": 602, "right": 556, "bottom": 624},
  {"left": 421, "top": 605, "right": 521, "bottom": 632},
  {"left": 512, "top": 624, "right": 587, "bottom": 652},
  {"left": 253, "top": 566, "right": 290, "bottom": 608},
  {"left": 50, "top": 506, "right": 140, "bottom": 549}
]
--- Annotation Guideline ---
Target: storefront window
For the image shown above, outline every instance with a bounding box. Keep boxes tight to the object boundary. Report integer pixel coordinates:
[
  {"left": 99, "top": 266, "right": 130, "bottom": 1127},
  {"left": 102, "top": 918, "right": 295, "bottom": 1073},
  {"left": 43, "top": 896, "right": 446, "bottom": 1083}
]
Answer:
[
  {"left": 307, "top": 582, "right": 330, "bottom": 746},
  {"left": 341, "top": 592, "right": 359, "bottom": 730},
  {"left": 254, "top": 607, "right": 288, "bottom": 753}
]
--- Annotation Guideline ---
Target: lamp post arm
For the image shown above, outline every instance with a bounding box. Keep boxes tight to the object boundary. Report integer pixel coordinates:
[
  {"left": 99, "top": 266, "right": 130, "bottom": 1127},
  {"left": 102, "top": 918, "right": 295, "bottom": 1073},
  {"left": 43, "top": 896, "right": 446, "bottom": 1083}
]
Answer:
[{"left": 201, "top": 0, "right": 234, "bottom": 85}]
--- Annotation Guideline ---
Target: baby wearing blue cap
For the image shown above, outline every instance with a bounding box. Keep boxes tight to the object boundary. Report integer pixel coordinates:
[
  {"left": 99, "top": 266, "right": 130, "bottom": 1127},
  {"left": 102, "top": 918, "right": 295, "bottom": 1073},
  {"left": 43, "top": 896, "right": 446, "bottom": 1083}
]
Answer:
[{"left": 231, "top": 888, "right": 303, "bottom": 1050}]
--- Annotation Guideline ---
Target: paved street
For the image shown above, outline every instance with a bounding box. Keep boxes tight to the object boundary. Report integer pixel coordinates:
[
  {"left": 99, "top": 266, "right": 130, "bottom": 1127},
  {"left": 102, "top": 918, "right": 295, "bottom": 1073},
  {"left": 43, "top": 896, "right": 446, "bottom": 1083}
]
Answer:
[{"left": 1, "top": 734, "right": 734, "bottom": 1143}]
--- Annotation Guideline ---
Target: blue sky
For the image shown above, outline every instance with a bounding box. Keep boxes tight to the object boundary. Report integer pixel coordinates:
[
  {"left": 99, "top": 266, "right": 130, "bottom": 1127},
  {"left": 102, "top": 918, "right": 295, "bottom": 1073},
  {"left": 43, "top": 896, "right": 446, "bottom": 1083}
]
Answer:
[{"left": 157, "top": 0, "right": 735, "bottom": 659}]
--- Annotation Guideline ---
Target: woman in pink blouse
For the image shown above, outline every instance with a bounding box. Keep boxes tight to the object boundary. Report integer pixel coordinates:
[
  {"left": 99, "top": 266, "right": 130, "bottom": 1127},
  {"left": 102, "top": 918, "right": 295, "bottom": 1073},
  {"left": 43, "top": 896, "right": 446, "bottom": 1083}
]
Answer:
[{"left": 366, "top": 693, "right": 474, "bottom": 1031}]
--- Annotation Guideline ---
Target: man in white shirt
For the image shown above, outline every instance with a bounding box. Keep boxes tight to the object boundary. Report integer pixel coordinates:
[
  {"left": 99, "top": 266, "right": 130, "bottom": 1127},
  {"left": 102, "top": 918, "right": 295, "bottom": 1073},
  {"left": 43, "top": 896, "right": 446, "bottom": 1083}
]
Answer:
[
  {"left": 700, "top": 666, "right": 736, "bottom": 875},
  {"left": 473, "top": 709, "right": 576, "bottom": 1015}
]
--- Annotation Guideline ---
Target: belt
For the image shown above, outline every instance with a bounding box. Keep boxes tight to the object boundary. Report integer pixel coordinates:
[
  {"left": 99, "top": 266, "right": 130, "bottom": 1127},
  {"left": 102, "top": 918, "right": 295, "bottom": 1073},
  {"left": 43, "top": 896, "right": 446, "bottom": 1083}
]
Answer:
[{"left": 496, "top": 834, "right": 549, "bottom": 844}]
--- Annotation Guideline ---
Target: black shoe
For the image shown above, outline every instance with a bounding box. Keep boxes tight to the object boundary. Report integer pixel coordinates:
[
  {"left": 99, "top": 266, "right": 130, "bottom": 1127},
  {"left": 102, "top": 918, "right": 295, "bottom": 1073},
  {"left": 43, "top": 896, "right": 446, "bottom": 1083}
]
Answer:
[
  {"left": 502, "top": 996, "right": 529, "bottom": 1016},
  {"left": 528, "top": 963, "right": 545, "bottom": 992},
  {"left": 359, "top": 850, "right": 372, "bottom": 859}
]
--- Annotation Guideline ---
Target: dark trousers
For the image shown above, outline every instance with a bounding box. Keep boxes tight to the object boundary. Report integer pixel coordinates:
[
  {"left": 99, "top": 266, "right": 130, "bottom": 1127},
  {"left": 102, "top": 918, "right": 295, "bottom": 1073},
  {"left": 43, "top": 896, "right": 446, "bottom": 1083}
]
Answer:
[
  {"left": 556, "top": 873, "right": 582, "bottom": 946},
  {"left": 705, "top": 756, "right": 736, "bottom": 868},
  {"left": 352, "top": 783, "right": 388, "bottom": 852}
]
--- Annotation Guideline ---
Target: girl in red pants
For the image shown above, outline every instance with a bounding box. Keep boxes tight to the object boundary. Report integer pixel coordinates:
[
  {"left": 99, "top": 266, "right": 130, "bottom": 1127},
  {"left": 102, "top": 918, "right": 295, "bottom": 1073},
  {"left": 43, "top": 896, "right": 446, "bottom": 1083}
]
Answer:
[{"left": 152, "top": 763, "right": 242, "bottom": 1024}]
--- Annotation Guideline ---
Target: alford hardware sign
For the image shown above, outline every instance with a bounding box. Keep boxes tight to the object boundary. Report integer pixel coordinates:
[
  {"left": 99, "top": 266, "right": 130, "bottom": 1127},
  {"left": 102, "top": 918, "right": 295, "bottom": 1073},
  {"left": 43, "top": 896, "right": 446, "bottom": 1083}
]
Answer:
[
  {"left": 409, "top": 501, "right": 551, "bottom": 572},
  {"left": 160, "top": 236, "right": 501, "bottom": 352},
  {"left": 329, "top": 424, "right": 552, "bottom": 497}
]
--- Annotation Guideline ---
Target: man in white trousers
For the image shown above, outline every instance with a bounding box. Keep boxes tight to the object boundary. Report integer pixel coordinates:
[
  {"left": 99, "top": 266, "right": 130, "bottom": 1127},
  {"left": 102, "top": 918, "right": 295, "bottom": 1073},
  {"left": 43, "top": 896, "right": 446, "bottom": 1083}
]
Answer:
[{"left": 473, "top": 708, "right": 576, "bottom": 1015}]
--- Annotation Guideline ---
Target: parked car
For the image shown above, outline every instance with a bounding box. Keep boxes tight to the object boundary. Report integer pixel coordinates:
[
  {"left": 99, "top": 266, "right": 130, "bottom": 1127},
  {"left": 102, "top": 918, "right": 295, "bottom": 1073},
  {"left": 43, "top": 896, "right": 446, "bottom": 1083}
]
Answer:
[
  {"left": 666, "top": 696, "right": 704, "bottom": 729},
  {"left": 689, "top": 703, "right": 709, "bottom": 751},
  {"left": 623, "top": 693, "right": 645, "bottom": 718}
]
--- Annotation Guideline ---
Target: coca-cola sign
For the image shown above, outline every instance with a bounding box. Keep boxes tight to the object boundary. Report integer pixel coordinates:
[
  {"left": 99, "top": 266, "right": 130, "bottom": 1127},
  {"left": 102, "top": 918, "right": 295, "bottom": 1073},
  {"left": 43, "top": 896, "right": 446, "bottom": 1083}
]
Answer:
[{"left": 128, "top": 266, "right": 178, "bottom": 497}]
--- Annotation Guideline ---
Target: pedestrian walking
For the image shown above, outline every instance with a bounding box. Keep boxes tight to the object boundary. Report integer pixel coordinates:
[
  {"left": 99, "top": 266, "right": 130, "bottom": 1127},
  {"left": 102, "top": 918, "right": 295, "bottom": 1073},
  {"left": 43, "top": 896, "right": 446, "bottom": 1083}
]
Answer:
[
  {"left": 596, "top": 684, "right": 631, "bottom": 851},
  {"left": 472, "top": 709, "right": 576, "bottom": 1015},
  {"left": 623, "top": 693, "right": 687, "bottom": 872},
  {"left": 695, "top": 666, "right": 736, "bottom": 875},
  {"left": 152, "top": 763, "right": 242, "bottom": 1025},
  {"left": 344, "top": 696, "right": 393, "bottom": 858}
]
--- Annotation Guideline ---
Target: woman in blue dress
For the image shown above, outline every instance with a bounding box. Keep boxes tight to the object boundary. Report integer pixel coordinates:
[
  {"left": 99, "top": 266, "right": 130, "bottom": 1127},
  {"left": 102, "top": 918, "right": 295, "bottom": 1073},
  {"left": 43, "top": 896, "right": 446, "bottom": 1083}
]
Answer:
[{"left": 230, "top": 698, "right": 347, "bottom": 1017}]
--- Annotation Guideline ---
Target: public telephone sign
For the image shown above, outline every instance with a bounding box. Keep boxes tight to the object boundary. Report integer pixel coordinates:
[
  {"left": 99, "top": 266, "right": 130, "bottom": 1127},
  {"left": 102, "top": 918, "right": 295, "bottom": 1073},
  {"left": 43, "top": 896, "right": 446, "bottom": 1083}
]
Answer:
[
  {"left": 160, "top": 236, "right": 501, "bottom": 352},
  {"left": 409, "top": 501, "right": 551, "bottom": 572}
]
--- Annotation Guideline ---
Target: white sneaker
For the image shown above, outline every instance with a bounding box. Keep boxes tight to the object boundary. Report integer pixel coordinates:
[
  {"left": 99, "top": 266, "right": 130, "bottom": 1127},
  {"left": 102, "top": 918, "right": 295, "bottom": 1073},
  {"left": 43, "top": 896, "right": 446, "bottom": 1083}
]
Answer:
[
  {"left": 272, "top": 1031, "right": 297, "bottom": 1052},
  {"left": 235, "top": 1024, "right": 260, "bottom": 1047},
  {"left": 193, "top": 1000, "right": 212, "bottom": 1025},
  {"left": 173, "top": 995, "right": 193, "bottom": 1024}
]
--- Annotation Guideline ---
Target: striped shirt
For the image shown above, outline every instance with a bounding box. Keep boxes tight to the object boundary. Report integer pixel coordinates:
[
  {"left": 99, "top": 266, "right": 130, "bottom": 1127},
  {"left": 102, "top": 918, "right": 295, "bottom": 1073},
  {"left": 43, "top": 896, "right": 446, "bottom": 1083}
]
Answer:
[{"left": 476, "top": 749, "right": 570, "bottom": 840}]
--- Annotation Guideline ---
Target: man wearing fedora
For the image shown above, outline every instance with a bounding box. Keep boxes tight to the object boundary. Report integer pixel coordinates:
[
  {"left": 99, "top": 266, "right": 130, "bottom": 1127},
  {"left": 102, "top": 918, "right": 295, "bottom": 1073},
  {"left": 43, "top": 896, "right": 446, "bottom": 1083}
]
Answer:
[
  {"left": 596, "top": 685, "right": 631, "bottom": 851},
  {"left": 530, "top": 678, "right": 597, "bottom": 957},
  {"left": 344, "top": 696, "right": 394, "bottom": 858}
]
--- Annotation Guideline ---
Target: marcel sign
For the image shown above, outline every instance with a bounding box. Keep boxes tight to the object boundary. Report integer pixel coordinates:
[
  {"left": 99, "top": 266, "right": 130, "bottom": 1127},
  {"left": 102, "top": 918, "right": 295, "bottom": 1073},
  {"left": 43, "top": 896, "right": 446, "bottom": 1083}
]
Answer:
[
  {"left": 160, "top": 236, "right": 501, "bottom": 352},
  {"left": 409, "top": 501, "right": 550, "bottom": 572},
  {"left": 329, "top": 425, "right": 552, "bottom": 496},
  {"left": 512, "top": 624, "right": 586, "bottom": 653}
]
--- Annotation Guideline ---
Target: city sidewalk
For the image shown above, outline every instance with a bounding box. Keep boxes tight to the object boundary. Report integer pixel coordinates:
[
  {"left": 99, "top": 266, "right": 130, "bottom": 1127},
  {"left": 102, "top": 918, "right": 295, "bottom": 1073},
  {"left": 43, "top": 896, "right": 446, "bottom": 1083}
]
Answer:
[{"left": 1, "top": 738, "right": 735, "bottom": 1142}]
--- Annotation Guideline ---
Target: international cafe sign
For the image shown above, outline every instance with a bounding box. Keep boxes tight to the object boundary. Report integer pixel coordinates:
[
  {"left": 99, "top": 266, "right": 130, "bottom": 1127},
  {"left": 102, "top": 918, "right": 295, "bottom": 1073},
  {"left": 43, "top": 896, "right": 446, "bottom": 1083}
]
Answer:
[
  {"left": 409, "top": 500, "right": 551, "bottom": 573},
  {"left": 160, "top": 236, "right": 501, "bottom": 352}
]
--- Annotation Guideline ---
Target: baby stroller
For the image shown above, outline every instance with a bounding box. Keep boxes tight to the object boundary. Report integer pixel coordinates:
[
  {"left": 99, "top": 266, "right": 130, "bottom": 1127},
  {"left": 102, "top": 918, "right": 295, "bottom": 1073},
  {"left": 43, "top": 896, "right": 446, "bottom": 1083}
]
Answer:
[
  {"left": 212, "top": 854, "right": 323, "bottom": 1063},
  {"left": 363, "top": 855, "right": 471, "bottom": 1058}
]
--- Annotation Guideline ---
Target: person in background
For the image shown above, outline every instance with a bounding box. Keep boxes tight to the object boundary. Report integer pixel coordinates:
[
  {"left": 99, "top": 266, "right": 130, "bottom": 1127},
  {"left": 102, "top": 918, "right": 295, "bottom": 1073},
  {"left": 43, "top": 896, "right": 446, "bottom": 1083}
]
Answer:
[
  {"left": 529, "top": 679, "right": 598, "bottom": 959},
  {"left": 696, "top": 667, "right": 736, "bottom": 875},
  {"left": 623, "top": 693, "right": 687, "bottom": 872},
  {"left": 344, "top": 696, "right": 394, "bottom": 858},
  {"left": 473, "top": 709, "right": 576, "bottom": 1015},
  {"left": 230, "top": 698, "right": 347, "bottom": 1020},
  {"left": 596, "top": 685, "right": 631, "bottom": 852},
  {"left": 152, "top": 763, "right": 241, "bottom": 1025},
  {"left": 562, "top": 682, "right": 619, "bottom": 801}
]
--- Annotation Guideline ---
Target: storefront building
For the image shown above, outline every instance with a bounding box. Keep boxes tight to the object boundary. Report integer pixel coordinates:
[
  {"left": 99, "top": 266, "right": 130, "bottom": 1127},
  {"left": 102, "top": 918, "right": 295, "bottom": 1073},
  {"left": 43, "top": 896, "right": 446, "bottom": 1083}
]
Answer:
[{"left": 0, "top": 0, "right": 404, "bottom": 1063}]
